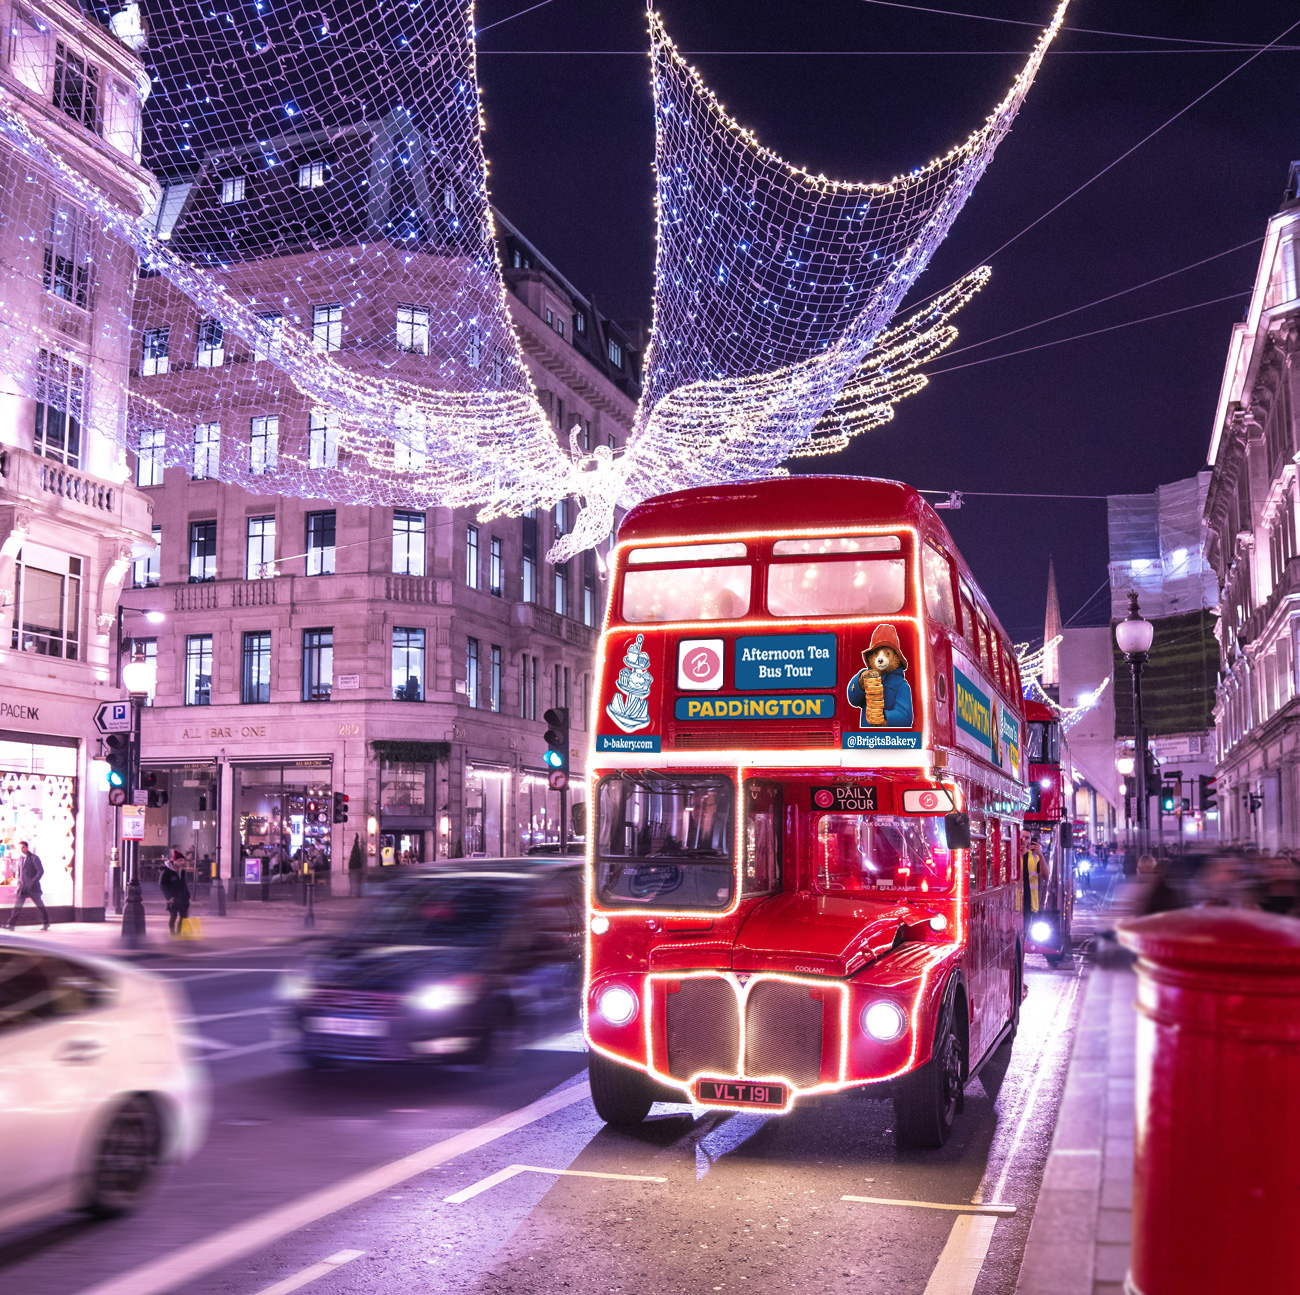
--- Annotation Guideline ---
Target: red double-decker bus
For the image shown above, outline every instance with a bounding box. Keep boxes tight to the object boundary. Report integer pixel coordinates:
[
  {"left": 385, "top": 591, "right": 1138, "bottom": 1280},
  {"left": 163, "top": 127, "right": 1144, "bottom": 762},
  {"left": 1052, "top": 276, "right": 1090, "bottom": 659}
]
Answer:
[
  {"left": 1022, "top": 699, "right": 1074, "bottom": 967},
  {"left": 583, "top": 477, "right": 1029, "bottom": 1147}
]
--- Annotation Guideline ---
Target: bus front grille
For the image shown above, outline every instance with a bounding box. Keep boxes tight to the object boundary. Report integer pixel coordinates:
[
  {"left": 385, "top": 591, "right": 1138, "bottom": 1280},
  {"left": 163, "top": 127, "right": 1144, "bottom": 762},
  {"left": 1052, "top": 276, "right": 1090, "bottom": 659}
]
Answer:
[
  {"left": 673, "top": 728, "right": 835, "bottom": 750},
  {"left": 665, "top": 977, "right": 740, "bottom": 1080},
  {"left": 744, "top": 981, "right": 824, "bottom": 1088}
]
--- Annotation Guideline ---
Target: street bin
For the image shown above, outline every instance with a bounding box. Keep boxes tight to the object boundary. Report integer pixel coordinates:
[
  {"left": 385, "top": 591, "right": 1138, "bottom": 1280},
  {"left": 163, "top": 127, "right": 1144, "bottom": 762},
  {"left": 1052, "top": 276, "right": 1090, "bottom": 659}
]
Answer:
[{"left": 1116, "top": 909, "right": 1300, "bottom": 1295}]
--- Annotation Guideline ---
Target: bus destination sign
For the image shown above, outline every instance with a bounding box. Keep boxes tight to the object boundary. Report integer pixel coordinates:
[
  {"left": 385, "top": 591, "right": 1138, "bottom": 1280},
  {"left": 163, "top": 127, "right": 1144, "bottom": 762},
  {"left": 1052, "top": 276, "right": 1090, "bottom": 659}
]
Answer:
[
  {"left": 811, "top": 785, "right": 878, "bottom": 812},
  {"left": 695, "top": 1079, "right": 787, "bottom": 1108}
]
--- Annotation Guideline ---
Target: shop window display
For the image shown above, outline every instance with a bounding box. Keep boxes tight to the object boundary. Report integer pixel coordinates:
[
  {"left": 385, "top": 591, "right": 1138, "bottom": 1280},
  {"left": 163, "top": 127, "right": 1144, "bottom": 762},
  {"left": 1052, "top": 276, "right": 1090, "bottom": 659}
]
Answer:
[
  {"left": 0, "top": 741, "right": 77, "bottom": 912},
  {"left": 235, "top": 762, "right": 333, "bottom": 893}
]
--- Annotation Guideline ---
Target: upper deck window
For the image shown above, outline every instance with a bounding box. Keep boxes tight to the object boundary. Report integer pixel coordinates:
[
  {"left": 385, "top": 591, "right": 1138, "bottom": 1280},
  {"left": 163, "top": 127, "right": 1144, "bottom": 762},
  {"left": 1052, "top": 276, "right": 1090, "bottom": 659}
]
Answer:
[
  {"left": 627, "top": 542, "right": 746, "bottom": 565},
  {"left": 922, "top": 544, "right": 957, "bottom": 628},
  {"left": 767, "top": 558, "right": 905, "bottom": 618},
  {"left": 814, "top": 814, "right": 954, "bottom": 896},
  {"left": 622, "top": 564, "right": 751, "bottom": 622},
  {"left": 771, "top": 535, "right": 900, "bottom": 556}
]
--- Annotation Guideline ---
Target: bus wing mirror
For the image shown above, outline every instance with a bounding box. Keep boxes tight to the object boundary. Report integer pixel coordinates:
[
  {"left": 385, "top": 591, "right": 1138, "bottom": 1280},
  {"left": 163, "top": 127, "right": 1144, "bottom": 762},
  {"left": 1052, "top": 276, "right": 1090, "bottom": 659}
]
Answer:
[
  {"left": 1060, "top": 821, "right": 1074, "bottom": 849},
  {"left": 944, "top": 812, "right": 971, "bottom": 851}
]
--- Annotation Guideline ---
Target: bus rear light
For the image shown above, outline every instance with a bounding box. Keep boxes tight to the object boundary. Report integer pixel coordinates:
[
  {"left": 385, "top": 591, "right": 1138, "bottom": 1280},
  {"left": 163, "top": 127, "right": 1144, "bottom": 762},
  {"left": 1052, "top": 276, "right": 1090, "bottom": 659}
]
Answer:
[
  {"left": 861, "top": 1000, "right": 907, "bottom": 1043},
  {"left": 597, "top": 985, "right": 639, "bottom": 1026}
]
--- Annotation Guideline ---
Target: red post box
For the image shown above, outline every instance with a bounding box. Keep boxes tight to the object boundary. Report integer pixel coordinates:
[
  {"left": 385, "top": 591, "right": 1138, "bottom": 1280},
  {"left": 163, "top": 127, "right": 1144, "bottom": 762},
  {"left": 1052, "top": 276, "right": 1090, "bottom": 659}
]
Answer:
[{"left": 1117, "top": 909, "right": 1300, "bottom": 1295}]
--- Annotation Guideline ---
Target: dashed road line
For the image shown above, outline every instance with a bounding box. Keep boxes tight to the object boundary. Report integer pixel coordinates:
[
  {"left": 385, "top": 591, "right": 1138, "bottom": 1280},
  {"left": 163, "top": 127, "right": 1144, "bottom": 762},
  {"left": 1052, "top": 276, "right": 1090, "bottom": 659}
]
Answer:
[
  {"left": 250, "top": 1249, "right": 365, "bottom": 1295},
  {"left": 444, "top": 1163, "right": 667, "bottom": 1204}
]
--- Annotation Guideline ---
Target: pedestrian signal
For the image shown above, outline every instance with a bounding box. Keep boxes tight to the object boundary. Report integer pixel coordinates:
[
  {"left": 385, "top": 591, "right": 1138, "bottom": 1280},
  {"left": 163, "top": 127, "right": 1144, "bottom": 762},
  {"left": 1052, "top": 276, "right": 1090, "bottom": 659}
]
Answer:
[
  {"left": 1160, "top": 789, "right": 1175, "bottom": 814},
  {"left": 141, "top": 769, "right": 169, "bottom": 809}
]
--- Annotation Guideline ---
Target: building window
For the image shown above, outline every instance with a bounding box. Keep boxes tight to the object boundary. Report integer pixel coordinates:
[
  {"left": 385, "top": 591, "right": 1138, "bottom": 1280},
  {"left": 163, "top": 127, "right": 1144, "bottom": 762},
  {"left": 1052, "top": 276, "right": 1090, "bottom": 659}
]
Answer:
[
  {"left": 522, "top": 511, "right": 537, "bottom": 604},
  {"left": 246, "top": 515, "right": 275, "bottom": 580},
  {"left": 141, "top": 326, "right": 169, "bottom": 376},
  {"left": 34, "top": 349, "right": 84, "bottom": 468},
  {"left": 192, "top": 421, "right": 220, "bottom": 479},
  {"left": 125, "top": 637, "right": 157, "bottom": 705},
  {"left": 302, "top": 628, "right": 333, "bottom": 701},
  {"left": 521, "top": 653, "right": 537, "bottom": 720},
  {"left": 185, "top": 635, "right": 212, "bottom": 706},
  {"left": 221, "top": 176, "right": 245, "bottom": 205},
  {"left": 554, "top": 560, "right": 569, "bottom": 617},
  {"left": 583, "top": 547, "right": 596, "bottom": 627},
  {"left": 608, "top": 339, "right": 622, "bottom": 368},
  {"left": 466, "top": 323, "right": 482, "bottom": 368},
  {"left": 43, "top": 196, "right": 91, "bottom": 309},
  {"left": 196, "top": 317, "right": 224, "bottom": 368},
  {"left": 490, "top": 644, "right": 502, "bottom": 713},
  {"left": 241, "top": 631, "right": 271, "bottom": 704},
  {"left": 555, "top": 398, "right": 565, "bottom": 434},
  {"left": 443, "top": 180, "right": 456, "bottom": 211},
  {"left": 489, "top": 537, "right": 503, "bottom": 596},
  {"left": 556, "top": 319, "right": 564, "bottom": 338},
  {"left": 582, "top": 419, "right": 592, "bottom": 451},
  {"left": 554, "top": 662, "right": 570, "bottom": 709},
  {"left": 392, "top": 510, "right": 425, "bottom": 576},
  {"left": 298, "top": 160, "right": 326, "bottom": 189},
  {"left": 11, "top": 551, "right": 80, "bottom": 659},
  {"left": 250, "top": 415, "right": 278, "bottom": 475},
  {"left": 545, "top": 308, "right": 554, "bottom": 327},
  {"left": 396, "top": 305, "right": 429, "bottom": 355},
  {"left": 465, "top": 638, "right": 479, "bottom": 709},
  {"left": 254, "top": 313, "right": 283, "bottom": 362},
  {"left": 393, "top": 627, "right": 425, "bottom": 701},
  {"left": 465, "top": 524, "right": 479, "bottom": 589},
  {"left": 312, "top": 303, "right": 342, "bottom": 352},
  {"left": 306, "top": 511, "right": 336, "bottom": 576},
  {"left": 308, "top": 411, "right": 338, "bottom": 469},
  {"left": 188, "top": 519, "right": 217, "bottom": 583},
  {"left": 53, "top": 43, "right": 101, "bottom": 134},
  {"left": 575, "top": 311, "right": 586, "bottom": 336},
  {"left": 554, "top": 498, "right": 568, "bottom": 536},
  {"left": 133, "top": 525, "right": 161, "bottom": 588}
]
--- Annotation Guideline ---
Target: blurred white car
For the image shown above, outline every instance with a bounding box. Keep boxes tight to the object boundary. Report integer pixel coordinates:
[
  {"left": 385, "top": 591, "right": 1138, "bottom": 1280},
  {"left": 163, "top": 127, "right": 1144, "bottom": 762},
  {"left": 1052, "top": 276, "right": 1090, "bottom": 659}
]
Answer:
[{"left": 0, "top": 935, "right": 208, "bottom": 1229}]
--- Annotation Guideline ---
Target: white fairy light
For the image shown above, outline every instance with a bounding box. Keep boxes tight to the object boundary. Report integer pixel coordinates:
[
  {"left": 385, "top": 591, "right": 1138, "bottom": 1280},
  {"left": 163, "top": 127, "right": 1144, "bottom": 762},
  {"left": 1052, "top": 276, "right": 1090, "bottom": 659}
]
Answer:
[{"left": 0, "top": 0, "right": 1067, "bottom": 558}]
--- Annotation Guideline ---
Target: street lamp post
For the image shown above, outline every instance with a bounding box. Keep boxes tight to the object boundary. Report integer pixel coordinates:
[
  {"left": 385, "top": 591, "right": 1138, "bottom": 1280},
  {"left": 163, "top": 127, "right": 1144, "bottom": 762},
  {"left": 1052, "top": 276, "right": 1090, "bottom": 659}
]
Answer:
[
  {"left": 120, "top": 654, "right": 155, "bottom": 946},
  {"left": 1115, "top": 592, "right": 1155, "bottom": 855}
]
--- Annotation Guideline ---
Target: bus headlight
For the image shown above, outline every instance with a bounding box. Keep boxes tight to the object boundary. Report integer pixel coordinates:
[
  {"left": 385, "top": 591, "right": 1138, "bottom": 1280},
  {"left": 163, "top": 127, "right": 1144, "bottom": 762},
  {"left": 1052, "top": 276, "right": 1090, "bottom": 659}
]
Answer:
[
  {"left": 597, "top": 985, "right": 638, "bottom": 1026},
  {"left": 861, "top": 1000, "right": 907, "bottom": 1043},
  {"left": 1030, "top": 920, "right": 1053, "bottom": 944}
]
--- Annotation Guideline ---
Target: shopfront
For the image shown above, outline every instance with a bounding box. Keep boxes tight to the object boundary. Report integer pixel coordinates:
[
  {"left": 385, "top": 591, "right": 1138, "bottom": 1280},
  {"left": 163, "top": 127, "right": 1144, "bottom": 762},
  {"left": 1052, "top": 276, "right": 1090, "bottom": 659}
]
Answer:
[
  {"left": 233, "top": 759, "right": 333, "bottom": 894},
  {"left": 0, "top": 732, "right": 78, "bottom": 912},
  {"left": 465, "top": 763, "right": 509, "bottom": 856},
  {"left": 138, "top": 761, "right": 220, "bottom": 886},
  {"left": 516, "top": 769, "right": 587, "bottom": 853}
]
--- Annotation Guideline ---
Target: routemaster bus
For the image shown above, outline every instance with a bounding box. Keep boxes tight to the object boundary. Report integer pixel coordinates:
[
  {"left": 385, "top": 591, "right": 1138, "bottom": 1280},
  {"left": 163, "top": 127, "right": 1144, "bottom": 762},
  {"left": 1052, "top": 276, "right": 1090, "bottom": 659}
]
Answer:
[
  {"left": 1023, "top": 699, "right": 1074, "bottom": 967},
  {"left": 583, "top": 477, "right": 1030, "bottom": 1148}
]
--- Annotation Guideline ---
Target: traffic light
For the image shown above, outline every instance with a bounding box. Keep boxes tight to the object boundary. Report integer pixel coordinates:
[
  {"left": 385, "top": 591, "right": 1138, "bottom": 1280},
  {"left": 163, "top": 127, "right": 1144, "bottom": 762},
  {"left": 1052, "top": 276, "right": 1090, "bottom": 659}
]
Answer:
[
  {"left": 141, "top": 769, "right": 168, "bottom": 809},
  {"left": 543, "top": 706, "right": 570, "bottom": 790},
  {"left": 333, "top": 791, "right": 349, "bottom": 823},
  {"left": 1160, "top": 787, "right": 1176, "bottom": 814},
  {"left": 105, "top": 733, "right": 131, "bottom": 806},
  {"left": 1199, "top": 774, "right": 1218, "bottom": 812}
]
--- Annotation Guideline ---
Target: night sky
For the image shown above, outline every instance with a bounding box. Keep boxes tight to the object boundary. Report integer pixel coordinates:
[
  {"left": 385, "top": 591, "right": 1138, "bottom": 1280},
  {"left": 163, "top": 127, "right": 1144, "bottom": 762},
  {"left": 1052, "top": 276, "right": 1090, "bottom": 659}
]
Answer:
[{"left": 476, "top": 0, "right": 1300, "bottom": 642}]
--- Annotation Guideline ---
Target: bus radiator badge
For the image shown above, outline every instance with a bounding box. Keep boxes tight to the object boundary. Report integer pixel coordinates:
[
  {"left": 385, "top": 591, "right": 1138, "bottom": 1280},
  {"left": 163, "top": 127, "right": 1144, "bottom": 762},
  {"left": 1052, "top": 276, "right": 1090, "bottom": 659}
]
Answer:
[{"left": 606, "top": 634, "right": 654, "bottom": 733}]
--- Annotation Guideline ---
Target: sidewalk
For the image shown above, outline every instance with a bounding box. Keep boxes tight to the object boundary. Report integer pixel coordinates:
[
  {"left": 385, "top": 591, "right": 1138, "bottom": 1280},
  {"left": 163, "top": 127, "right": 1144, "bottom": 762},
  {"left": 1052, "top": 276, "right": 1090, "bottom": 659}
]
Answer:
[{"left": 6, "top": 890, "right": 365, "bottom": 959}]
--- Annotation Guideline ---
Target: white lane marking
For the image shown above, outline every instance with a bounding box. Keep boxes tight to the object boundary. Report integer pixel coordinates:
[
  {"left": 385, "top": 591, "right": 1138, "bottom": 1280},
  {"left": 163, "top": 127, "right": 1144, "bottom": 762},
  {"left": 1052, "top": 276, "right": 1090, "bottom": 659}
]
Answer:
[
  {"left": 205, "top": 1038, "right": 283, "bottom": 1063},
  {"left": 250, "top": 1250, "right": 365, "bottom": 1295},
  {"left": 164, "top": 967, "right": 282, "bottom": 983},
  {"left": 71, "top": 1080, "right": 593, "bottom": 1295},
  {"left": 184, "top": 1006, "right": 277, "bottom": 1025},
  {"left": 525, "top": 1028, "right": 587, "bottom": 1052},
  {"left": 842, "top": 1196, "right": 1016, "bottom": 1217},
  {"left": 444, "top": 1163, "right": 667, "bottom": 1204},
  {"left": 922, "top": 1214, "right": 999, "bottom": 1295}
]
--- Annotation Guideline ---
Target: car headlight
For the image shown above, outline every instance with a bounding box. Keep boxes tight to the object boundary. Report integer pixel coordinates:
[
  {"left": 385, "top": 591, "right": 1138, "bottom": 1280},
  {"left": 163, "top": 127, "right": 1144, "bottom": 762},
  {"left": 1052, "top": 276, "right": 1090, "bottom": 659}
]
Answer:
[
  {"left": 596, "top": 985, "right": 638, "bottom": 1026},
  {"left": 861, "top": 1000, "right": 907, "bottom": 1043},
  {"left": 405, "top": 980, "right": 477, "bottom": 1012},
  {"left": 1030, "top": 920, "right": 1053, "bottom": 943},
  {"left": 276, "top": 971, "right": 312, "bottom": 1001}
]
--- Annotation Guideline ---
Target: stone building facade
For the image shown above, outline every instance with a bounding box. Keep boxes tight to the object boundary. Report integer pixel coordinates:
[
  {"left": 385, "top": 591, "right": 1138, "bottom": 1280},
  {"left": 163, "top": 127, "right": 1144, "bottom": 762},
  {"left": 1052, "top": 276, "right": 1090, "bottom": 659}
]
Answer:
[
  {"left": 1206, "top": 162, "right": 1300, "bottom": 849},
  {"left": 0, "top": 0, "right": 155, "bottom": 920},
  {"left": 126, "top": 137, "right": 640, "bottom": 888}
]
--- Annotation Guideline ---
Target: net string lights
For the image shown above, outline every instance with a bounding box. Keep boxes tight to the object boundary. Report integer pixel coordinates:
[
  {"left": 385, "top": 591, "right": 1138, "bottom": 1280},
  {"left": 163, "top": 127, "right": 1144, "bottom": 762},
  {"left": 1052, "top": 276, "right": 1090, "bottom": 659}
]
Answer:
[{"left": 0, "top": 0, "right": 1066, "bottom": 558}]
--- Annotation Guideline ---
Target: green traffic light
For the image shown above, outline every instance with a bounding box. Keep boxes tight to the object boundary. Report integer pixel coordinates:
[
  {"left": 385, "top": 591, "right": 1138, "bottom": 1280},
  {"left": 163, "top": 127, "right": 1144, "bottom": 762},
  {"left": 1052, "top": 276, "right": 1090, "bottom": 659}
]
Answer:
[
  {"left": 544, "top": 750, "right": 564, "bottom": 769},
  {"left": 108, "top": 770, "right": 125, "bottom": 787}
]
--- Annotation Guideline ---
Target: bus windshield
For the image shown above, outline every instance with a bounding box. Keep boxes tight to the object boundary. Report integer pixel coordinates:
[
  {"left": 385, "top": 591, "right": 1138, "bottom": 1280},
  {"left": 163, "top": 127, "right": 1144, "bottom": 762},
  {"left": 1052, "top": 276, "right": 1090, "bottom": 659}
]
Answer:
[
  {"left": 1025, "top": 721, "right": 1060, "bottom": 763},
  {"left": 595, "top": 774, "right": 735, "bottom": 910},
  {"left": 814, "top": 814, "right": 954, "bottom": 896}
]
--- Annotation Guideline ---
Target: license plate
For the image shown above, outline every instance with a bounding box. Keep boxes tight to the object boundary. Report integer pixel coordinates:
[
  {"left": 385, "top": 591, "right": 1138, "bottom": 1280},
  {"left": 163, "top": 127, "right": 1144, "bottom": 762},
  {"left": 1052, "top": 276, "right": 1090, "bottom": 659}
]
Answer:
[
  {"left": 305, "top": 1016, "right": 387, "bottom": 1038},
  {"left": 693, "top": 1079, "right": 787, "bottom": 1108}
]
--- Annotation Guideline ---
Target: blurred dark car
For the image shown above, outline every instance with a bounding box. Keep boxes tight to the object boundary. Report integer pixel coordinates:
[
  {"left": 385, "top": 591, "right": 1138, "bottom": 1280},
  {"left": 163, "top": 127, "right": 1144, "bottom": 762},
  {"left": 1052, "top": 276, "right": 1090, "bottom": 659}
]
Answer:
[
  {"left": 524, "top": 842, "right": 586, "bottom": 857},
  {"left": 279, "top": 864, "right": 583, "bottom": 1066}
]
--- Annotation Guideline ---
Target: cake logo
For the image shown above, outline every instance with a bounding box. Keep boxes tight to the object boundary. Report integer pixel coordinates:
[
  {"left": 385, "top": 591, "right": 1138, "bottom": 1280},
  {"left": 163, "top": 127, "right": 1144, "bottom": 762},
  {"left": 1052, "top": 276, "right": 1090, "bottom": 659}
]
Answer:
[
  {"left": 847, "top": 624, "right": 914, "bottom": 729},
  {"left": 606, "top": 634, "right": 655, "bottom": 733}
]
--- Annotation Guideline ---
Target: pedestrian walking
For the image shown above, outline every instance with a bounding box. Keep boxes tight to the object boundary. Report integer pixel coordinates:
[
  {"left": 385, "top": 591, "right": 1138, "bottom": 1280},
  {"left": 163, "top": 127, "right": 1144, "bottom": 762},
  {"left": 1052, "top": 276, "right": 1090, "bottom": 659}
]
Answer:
[
  {"left": 4, "top": 840, "right": 48, "bottom": 930},
  {"left": 159, "top": 849, "right": 192, "bottom": 936},
  {"left": 1133, "top": 854, "right": 1181, "bottom": 917},
  {"left": 1022, "top": 833, "right": 1050, "bottom": 915}
]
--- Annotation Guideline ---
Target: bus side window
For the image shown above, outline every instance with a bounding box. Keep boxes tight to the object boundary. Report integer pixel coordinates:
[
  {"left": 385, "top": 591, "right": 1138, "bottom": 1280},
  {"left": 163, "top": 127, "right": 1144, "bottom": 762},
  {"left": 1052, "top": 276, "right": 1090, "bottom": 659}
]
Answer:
[
  {"left": 959, "top": 581, "right": 978, "bottom": 654},
  {"left": 743, "top": 780, "right": 783, "bottom": 895},
  {"left": 922, "top": 543, "right": 957, "bottom": 628},
  {"left": 976, "top": 611, "right": 992, "bottom": 671}
]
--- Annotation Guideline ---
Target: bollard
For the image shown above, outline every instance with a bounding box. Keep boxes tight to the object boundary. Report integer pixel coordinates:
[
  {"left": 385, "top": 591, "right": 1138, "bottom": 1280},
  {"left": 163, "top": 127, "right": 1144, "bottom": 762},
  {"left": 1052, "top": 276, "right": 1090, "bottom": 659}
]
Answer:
[{"left": 1116, "top": 909, "right": 1300, "bottom": 1295}]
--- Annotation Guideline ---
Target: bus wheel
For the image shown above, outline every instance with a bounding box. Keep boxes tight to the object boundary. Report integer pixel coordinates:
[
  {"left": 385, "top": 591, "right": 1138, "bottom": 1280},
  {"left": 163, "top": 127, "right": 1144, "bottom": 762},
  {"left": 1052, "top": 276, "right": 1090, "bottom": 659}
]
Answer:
[
  {"left": 894, "top": 1005, "right": 963, "bottom": 1149},
  {"left": 589, "top": 1051, "right": 655, "bottom": 1126}
]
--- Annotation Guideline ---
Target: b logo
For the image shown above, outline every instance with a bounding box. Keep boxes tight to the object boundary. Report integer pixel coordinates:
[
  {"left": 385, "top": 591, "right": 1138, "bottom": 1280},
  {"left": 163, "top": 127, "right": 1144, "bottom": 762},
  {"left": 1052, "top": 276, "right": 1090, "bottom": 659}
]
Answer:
[
  {"left": 918, "top": 790, "right": 939, "bottom": 811},
  {"left": 814, "top": 789, "right": 835, "bottom": 809},
  {"left": 677, "top": 638, "right": 725, "bottom": 691}
]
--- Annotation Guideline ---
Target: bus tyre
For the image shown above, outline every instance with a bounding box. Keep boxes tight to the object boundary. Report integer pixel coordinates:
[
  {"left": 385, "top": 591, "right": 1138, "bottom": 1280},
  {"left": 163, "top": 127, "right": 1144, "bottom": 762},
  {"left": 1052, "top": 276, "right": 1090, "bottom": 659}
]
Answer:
[
  {"left": 589, "top": 1051, "right": 656, "bottom": 1126},
  {"left": 894, "top": 1002, "right": 963, "bottom": 1150},
  {"left": 1008, "top": 950, "right": 1023, "bottom": 1043}
]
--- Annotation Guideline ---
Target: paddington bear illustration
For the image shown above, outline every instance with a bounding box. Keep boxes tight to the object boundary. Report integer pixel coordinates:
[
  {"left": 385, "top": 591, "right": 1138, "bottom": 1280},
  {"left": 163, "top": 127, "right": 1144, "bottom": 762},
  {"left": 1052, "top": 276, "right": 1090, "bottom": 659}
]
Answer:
[{"left": 847, "top": 623, "right": 914, "bottom": 728}]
